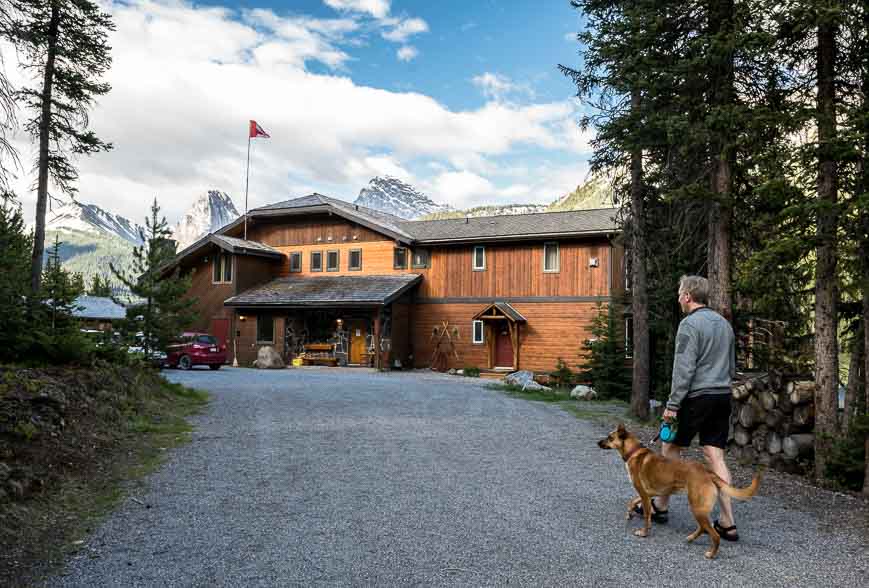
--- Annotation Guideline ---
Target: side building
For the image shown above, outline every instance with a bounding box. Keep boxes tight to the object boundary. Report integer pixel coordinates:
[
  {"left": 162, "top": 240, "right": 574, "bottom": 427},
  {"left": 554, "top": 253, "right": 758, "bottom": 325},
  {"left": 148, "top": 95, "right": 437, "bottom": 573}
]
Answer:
[{"left": 162, "top": 194, "right": 624, "bottom": 373}]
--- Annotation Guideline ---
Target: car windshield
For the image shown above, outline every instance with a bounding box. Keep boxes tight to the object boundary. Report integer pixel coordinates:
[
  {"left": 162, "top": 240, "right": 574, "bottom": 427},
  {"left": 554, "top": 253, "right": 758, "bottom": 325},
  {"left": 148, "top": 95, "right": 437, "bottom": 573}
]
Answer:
[{"left": 196, "top": 335, "right": 218, "bottom": 345}]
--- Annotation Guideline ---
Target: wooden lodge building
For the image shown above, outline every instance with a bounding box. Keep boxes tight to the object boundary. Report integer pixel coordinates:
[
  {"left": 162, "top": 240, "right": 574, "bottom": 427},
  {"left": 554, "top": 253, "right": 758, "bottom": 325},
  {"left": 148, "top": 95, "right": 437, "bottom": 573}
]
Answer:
[{"left": 164, "top": 194, "right": 623, "bottom": 373}]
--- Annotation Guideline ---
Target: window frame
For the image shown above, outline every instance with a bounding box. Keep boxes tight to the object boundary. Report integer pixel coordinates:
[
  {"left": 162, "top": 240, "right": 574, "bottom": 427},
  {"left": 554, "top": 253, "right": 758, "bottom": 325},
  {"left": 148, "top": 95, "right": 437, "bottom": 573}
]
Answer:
[
  {"left": 326, "top": 250, "right": 340, "bottom": 272},
  {"left": 310, "top": 250, "right": 323, "bottom": 272},
  {"left": 212, "top": 252, "right": 233, "bottom": 284},
  {"left": 289, "top": 251, "right": 302, "bottom": 273},
  {"left": 393, "top": 247, "right": 408, "bottom": 269},
  {"left": 348, "top": 248, "right": 362, "bottom": 271},
  {"left": 472, "top": 246, "right": 486, "bottom": 271},
  {"left": 543, "top": 241, "right": 560, "bottom": 273},
  {"left": 411, "top": 248, "right": 430, "bottom": 269},
  {"left": 256, "top": 314, "right": 275, "bottom": 344},
  {"left": 472, "top": 320, "right": 485, "bottom": 345}
]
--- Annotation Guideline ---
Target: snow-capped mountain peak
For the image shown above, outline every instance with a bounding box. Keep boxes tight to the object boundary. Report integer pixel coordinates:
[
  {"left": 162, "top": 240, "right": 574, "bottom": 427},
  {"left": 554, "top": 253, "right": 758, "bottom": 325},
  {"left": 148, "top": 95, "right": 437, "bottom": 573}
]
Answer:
[
  {"left": 172, "top": 190, "right": 240, "bottom": 250},
  {"left": 354, "top": 176, "right": 450, "bottom": 220},
  {"left": 47, "top": 201, "right": 145, "bottom": 245}
]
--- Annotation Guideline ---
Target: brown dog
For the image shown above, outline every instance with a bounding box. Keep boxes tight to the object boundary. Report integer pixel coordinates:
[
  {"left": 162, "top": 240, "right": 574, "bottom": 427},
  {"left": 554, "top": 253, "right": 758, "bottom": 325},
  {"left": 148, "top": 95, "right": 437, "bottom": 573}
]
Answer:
[{"left": 597, "top": 423, "right": 762, "bottom": 559}]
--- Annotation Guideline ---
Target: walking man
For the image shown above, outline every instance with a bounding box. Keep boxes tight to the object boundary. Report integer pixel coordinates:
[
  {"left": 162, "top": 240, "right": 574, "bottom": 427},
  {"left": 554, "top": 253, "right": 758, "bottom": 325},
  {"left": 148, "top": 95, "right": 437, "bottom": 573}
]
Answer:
[{"left": 638, "top": 275, "right": 739, "bottom": 540}]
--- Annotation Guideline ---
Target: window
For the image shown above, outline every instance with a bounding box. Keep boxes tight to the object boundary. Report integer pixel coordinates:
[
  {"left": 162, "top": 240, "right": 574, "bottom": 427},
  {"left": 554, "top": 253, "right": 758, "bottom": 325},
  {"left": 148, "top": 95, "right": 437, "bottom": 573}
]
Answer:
[
  {"left": 212, "top": 253, "right": 232, "bottom": 283},
  {"left": 394, "top": 247, "right": 407, "bottom": 269},
  {"left": 472, "top": 320, "right": 484, "bottom": 344},
  {"left": 412, "top": 249, "right": 430, "bottom": 268},
  {"left": 473, "top": 246, "right": 486, "bottom": 271},
  {"left": 544, "top": 242, "right": 560, "bottom": 273},
  {"left": 310, "top": 251, "right": 323, "bottom": 272},
  {"left": 195, "top": 335, "right": 218, "bottom": 346},
  {"left": 349, "top": 249, "right": 362, "bottom": 271},
  {"left": 327, "top": 250, "right": 340, "bottom": 272},
  {"left": 289, "top": 252, "right": 302, "bottom": 273},
  {"left": 256, "top": 315, "right": 274, "bottom": 343}
]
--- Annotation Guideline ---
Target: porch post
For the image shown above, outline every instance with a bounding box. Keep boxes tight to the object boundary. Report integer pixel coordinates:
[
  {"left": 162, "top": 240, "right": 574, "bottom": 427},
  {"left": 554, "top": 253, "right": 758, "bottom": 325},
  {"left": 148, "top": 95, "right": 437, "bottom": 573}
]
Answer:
[
  {"left": 232, "top": 310, "right": 239, "bottom": 367},
  {"left": 373, "top": 309, "right": 382, "bottom": 370},
  {"left": 486, "top": 323, "right": 495, "bottom": 369},
  {"left": 511, "top": 322, "right": 519, "bottom": 371}
]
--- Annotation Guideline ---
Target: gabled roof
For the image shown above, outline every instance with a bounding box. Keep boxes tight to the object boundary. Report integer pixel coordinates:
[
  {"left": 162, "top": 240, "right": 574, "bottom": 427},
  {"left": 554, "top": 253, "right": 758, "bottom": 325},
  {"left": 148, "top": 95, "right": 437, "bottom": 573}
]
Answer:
[
  {"left": 224, "top": 274, "right": 422, "bottom": 308},
  {"left": 73, "top": 296, "right": 127, "bottom": 320},
  {"left": 219, "top": 193, "right": 415, "bottom": 244},
  {"left": 472, "top": 302, "right": 527, "bottom": 322},
  {"left": 161, "top": 233, "right": 283, "bottom": 275},
  {"left": 397, "top": 208, "right": 619, "bottom": 243}
]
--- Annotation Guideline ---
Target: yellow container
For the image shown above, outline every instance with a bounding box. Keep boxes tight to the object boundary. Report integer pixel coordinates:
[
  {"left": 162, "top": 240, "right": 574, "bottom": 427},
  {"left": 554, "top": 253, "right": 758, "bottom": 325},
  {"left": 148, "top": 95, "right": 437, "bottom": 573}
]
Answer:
[{"left": 292, "top": 358, "right": 304, "bottom": 367}]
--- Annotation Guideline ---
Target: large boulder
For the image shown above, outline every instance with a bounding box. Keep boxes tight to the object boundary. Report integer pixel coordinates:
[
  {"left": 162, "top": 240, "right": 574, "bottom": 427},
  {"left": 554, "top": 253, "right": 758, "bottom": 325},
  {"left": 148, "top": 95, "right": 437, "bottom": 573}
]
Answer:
[
  {"left": 570, "top": 385, "right": 597, "bottom": 400},
  {"left": 253, "top": 346, "right": 285, "bottom": 369},
  {"left": 505, "top": 370, "right": 551, "bottom": 391}
]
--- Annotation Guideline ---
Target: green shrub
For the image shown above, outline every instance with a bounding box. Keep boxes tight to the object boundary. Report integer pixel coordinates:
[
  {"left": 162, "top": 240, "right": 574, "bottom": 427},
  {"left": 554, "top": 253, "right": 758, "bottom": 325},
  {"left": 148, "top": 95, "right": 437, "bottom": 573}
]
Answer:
[
  {"left": 578, "top": 302, "right": 631, "bottom": 400},
  {"left": 825, "top": 415, "right": 868, "bottom": 491},
  {"left": 463, "top": 366, "right": 480, "bottom": 377},
  {"left": 549, "top": 358, "right": 574, "bottom": 389}
]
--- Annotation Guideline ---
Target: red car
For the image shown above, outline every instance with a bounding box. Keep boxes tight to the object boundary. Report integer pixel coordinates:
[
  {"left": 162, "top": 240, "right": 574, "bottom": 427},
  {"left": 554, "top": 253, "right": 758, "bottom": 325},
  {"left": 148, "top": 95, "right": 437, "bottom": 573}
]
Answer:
[{"left": 167, "top": 332, "right": 227, "bottom": 370}]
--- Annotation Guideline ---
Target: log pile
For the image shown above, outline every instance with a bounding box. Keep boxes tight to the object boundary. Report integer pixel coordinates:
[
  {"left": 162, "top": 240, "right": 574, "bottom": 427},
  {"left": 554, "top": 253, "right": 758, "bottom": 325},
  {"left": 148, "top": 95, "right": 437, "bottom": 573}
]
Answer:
[{"left": 727, "top": 373, "right": 814, "bottom": 473}]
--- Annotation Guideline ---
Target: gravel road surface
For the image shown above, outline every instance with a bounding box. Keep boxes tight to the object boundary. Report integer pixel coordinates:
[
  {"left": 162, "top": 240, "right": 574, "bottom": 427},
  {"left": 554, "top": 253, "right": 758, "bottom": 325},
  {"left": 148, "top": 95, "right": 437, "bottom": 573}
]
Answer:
[{"left": 50, "top": 367, "right": 869, "bottom": 587}]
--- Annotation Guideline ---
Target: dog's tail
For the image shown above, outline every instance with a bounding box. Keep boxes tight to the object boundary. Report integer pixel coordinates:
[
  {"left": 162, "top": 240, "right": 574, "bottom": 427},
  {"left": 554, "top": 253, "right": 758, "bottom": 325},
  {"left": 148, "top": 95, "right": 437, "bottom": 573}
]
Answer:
[{"left": 711, "top": 467, "right": 764, "bottom": 501}]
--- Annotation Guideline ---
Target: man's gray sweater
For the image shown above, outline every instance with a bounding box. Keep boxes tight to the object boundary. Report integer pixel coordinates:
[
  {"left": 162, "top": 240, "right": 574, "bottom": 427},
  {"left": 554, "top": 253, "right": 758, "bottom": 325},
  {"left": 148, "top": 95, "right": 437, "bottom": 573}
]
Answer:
[{"left": 666, "top": 306, "right": 736, "bottom": 411}]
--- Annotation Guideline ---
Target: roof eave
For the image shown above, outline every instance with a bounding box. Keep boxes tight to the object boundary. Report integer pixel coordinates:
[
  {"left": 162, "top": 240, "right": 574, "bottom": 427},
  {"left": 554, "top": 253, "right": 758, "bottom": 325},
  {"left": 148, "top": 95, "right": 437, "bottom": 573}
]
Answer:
[{"left": 414, "top": 229, "right": 617, "bottom": 245}]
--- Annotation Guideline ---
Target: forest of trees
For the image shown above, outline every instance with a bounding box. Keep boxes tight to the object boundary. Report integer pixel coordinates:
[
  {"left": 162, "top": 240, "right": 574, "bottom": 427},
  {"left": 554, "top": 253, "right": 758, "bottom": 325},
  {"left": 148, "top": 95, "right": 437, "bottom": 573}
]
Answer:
[{"left": 562, "top": 0, "right": 868, "bottom": 490}]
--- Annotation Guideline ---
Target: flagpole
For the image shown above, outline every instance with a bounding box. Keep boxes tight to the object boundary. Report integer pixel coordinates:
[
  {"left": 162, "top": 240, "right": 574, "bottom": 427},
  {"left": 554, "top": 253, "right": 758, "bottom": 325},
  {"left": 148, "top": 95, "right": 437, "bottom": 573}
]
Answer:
[{"left": 244, "top": 132, "right": 251, "bottom": 240}]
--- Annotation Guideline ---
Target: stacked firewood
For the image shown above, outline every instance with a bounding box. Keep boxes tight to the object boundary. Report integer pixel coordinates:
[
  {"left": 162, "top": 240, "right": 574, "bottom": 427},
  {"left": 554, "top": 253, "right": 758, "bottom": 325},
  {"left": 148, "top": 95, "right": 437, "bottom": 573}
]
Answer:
[{"left": 727, "top": 373, "right": 814, "bottom": 473}]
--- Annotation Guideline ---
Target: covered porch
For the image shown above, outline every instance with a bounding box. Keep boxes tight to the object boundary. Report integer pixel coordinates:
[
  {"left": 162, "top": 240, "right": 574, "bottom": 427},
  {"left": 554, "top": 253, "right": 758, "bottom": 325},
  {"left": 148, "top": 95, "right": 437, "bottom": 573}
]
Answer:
[
  {"left": 473, "top": 302, "right": 527, "bottom": 371},
  {"left": 224, "top": 274, "right": 421, "bottom": 369}
]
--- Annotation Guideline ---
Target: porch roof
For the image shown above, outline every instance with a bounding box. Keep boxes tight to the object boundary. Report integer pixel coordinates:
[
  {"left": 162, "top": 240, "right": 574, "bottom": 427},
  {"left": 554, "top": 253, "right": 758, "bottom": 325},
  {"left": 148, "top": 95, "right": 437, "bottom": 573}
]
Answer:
[
  {"left": 472, "top": 302, "right": 527, "bottom": 322},
  {"left": 224, "top": 274, "right": 422, "bottom": 308}
]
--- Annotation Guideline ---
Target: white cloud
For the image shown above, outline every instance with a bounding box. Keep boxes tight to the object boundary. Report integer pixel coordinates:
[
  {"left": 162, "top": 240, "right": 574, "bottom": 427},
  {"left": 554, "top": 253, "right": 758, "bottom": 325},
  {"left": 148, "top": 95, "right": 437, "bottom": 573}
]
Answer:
[
  {"left": 396, "top": 45, "right": 418, "bottom": 62},
  {"left": 324, "top": 0, "right": 390, "bottom": 19},
  {"left": 382, "top": 17, "right": 429, "bottom": 42},
  {"left": 471, "top": 72, "right": 535, "bottom": 103},
  {"left": 4, "top": 1, "right": 590, "bottom": 226}
]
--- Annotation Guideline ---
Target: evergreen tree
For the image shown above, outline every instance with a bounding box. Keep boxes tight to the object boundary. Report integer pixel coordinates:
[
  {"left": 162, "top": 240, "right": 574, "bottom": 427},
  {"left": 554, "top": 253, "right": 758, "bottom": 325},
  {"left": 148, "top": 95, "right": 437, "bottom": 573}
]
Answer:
[
  {"left": 579, "top": 303, "right": 632, "bottom": 401},
  {"left": 2, "top": 0, "right": 115, "bottom": 294},
  {"left": 88, "top": 273, "right": 112, "bottom": 297},
  {"left": 111, "top": 198, "right": 196, "bottom": 362},
  {"left": 33, "top": 235, "right": 88, "bottom": 362},
  {"left": 0, "top": 192, "right": 32, "bottom": 362}
]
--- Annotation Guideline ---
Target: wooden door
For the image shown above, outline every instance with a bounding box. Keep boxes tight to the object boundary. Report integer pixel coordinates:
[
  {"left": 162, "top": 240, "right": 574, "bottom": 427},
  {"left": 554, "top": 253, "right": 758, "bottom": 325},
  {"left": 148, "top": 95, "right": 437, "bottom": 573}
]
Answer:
[
  {"left": 494, "top": 323, "right": 513, "bottom": 367},
  {"left": 210, "top": 318, "right": 229, "bottom": 349},
  {"left": 349, "top": 320, "right": 368, "bottom": 364}
]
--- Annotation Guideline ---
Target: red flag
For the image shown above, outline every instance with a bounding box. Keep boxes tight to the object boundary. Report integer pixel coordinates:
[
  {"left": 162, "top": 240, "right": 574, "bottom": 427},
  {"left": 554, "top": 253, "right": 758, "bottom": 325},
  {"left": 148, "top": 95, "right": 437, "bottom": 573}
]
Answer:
[{"left": 249, "top": 120, "right": 270, "bottom": 139}]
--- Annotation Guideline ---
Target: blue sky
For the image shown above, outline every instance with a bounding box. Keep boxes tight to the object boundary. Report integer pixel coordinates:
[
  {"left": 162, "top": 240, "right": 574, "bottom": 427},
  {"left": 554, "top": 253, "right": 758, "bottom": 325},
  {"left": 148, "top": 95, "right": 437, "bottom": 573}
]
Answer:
[{"left": 9, "top": 1, "right": 594, "bottom": 225}]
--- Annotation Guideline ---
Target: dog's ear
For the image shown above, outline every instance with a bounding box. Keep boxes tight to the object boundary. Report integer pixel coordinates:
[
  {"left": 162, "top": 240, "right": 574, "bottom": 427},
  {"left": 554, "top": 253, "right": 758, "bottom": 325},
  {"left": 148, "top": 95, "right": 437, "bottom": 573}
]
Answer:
[{"left": 616, "top": 423, "right": 627, "bottom": 439}]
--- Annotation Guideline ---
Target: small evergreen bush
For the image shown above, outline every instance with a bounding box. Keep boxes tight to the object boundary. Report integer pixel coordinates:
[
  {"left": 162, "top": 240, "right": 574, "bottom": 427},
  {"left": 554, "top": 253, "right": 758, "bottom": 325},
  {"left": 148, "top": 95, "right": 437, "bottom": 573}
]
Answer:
[{"left": 578, "top": 302, "right": 631, "bottom": 401}]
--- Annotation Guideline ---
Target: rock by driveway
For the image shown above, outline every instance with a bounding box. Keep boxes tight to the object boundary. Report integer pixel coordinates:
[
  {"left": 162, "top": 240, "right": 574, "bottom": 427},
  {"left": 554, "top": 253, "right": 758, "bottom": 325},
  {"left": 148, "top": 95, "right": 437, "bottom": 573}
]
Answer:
[{"left": 50, "top": 367, "right": 869, "bottom": 587}]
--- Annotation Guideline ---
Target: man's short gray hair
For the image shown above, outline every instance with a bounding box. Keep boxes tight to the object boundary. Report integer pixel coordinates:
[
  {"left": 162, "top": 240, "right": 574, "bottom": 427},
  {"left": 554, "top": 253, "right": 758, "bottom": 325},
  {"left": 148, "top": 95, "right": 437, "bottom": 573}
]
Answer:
[{"left": 679, "top": 275, "right": 709, "bottom": 305}]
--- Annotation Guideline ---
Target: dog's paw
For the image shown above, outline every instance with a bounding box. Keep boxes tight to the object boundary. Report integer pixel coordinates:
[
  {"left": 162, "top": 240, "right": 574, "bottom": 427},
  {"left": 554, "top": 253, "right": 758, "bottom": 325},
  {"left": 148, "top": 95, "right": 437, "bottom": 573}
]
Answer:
[
  {"left": 626, "top": 511, "right": 634, "bottom": 520},
  {"left": 704, "top": 550, "right": 717, "bottom": 560},
  {"left": 634, "top": 528, "right": 648, "bottom": 538}
]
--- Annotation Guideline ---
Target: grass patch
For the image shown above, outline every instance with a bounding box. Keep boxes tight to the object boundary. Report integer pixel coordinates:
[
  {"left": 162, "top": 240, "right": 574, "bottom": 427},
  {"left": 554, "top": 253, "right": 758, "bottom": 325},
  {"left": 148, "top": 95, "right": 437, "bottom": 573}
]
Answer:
[
  {"left": 0, "top": 366, "right": 210, "bottom": 586},
  {"left": 488, "top": 382, "right": 572, "bottom": 402}
]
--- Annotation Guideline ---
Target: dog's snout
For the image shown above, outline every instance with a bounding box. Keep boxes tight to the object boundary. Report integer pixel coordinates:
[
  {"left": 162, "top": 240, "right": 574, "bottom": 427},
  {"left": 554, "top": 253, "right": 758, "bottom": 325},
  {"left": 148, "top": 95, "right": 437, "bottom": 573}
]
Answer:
[{"left": 597, "top": 439, "right": 610, "bottom": 449}]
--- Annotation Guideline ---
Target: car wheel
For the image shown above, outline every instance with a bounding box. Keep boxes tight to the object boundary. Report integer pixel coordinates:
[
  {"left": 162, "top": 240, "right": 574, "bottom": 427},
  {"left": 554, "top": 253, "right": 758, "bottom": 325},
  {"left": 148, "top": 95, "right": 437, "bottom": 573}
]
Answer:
[
  {"left": 209, "top": 364, "right": 221, "bottom": 371},
  {"left": 179, "top": 355, "right": 192, "bottom": 370}
]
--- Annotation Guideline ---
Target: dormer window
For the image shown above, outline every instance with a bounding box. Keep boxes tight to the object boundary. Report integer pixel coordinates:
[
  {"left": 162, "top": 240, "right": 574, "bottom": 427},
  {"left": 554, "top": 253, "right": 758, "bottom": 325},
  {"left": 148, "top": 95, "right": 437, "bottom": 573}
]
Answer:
[
  {"left": 212, "top": 252, "right": 233, "bottom": 283},
  {"left": 289, "top": 252, "right": 302, "bottom": 273},
  {"left": 327, "top": 250, "right": 340, "bottom": 272},
  {"left": 412, "top": 249, "right": 430, "bottom": 269},
  {"left": 393, "top": 247, "right": 408, "bottom": 269},
  {"left": 543, "top": 242, "right": 559, "bottom": 273},
  {"left": 473, "top": 246, "right": 486, "bottom": 271},
  {"left": 311, "top": 251, "right": 323, "bottom": 272}
]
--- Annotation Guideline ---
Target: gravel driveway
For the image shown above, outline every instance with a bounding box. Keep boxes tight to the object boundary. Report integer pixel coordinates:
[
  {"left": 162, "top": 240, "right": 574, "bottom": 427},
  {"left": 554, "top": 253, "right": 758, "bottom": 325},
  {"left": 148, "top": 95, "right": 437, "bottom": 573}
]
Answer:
[{"left": 50, "top": 367, "right": 869, "bottom": 587}]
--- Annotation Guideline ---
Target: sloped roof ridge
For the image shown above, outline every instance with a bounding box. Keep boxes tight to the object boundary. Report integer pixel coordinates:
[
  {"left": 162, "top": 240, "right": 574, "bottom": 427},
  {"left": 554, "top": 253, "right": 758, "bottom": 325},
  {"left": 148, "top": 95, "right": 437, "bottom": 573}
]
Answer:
[{"left": 400, "top": 206, "right": 618, "bottom": 225}]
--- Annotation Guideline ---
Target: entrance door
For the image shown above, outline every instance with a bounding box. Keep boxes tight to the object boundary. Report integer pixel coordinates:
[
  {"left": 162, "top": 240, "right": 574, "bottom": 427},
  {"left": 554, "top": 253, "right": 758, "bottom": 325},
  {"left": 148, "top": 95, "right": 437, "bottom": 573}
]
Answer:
[
  {"left": 494, "top": 323, "right": 513, "bottom": 368},
  {"left": 210, "top": 318, "right": 229, "bottom": 349},
  {"left": 349, "top": 320, "right": 368, "bottom": 364}
]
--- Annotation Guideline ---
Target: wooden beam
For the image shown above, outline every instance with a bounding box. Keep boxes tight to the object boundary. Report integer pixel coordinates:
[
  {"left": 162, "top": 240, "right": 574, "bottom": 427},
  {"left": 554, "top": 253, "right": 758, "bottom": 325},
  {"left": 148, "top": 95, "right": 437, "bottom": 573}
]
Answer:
[{"left": 373, "top": 310, "right": 382, "bottom": 370}]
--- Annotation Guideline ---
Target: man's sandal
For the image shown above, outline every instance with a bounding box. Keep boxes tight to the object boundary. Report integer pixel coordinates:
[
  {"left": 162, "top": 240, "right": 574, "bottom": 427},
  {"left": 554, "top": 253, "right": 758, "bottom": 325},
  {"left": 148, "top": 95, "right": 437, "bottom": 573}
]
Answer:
[
  {"left": 633, "top": 498, "right": 669, "bottom": 523},
  {"left": 714, "top": 520, "right": 739, "bottom": 541}
]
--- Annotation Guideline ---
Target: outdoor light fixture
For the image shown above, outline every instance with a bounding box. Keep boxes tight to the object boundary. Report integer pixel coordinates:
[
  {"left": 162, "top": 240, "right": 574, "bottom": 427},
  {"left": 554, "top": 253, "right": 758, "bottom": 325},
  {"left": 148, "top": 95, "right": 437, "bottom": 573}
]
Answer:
[
  {"left": 336, "top": 318, "right": 344, "bottom": 327},
  {"left": 589, "top": 257, "right": 599, "bottom": 268},
  {"left": 239, "top": 315, "right": 246, "bottom": 322}
]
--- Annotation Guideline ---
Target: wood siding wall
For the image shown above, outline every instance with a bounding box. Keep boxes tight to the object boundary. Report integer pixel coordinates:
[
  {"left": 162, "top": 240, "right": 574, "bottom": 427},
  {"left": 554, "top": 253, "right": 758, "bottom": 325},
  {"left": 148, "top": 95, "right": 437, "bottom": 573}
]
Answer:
[
  {"left": 247, "top": 215, "right": 386, "bottom": 246},
  {"left": 415, "top": 240, "right": 611, "bottom": 299},
  {"left": 234, "top": 313, "right": 285, "bottom": 367},
  {"left": 411, "top": 301, "right": 607, "bottom": 372},
  {"left": 274, "top": 241, "right": 413, "bottom": 277},
  {"left": 184, "top": 249, "right": 234, "bottom": 332}
]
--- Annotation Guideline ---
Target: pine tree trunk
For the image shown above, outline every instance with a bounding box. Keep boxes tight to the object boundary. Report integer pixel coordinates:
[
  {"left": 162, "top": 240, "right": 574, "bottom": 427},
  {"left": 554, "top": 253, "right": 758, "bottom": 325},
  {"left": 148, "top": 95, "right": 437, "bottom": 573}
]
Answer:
[
  {"left": 861, "top": 4, "right": 869, "bottom": 498},
  {"left": 814, "top": 14, "right": 841, "bottom": 480},
  {"left": 706, "top": 0, "right": 735, "bottom": 322},
  {"left": 843, "top": 328, "right": 863, "bottom": 435},
  {"left": 629, "top": 88, "right": 650, "bottom": 421},
  {"left": 29, "top": 2, "right": 61, "bottom": 294}
]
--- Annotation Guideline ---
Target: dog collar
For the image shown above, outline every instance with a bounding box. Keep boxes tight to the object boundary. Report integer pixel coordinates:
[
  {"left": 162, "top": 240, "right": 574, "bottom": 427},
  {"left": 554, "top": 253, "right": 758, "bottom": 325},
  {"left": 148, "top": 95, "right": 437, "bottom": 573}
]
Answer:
[{"left": 622, "top": 445, "right": 645, "bottom": 462}]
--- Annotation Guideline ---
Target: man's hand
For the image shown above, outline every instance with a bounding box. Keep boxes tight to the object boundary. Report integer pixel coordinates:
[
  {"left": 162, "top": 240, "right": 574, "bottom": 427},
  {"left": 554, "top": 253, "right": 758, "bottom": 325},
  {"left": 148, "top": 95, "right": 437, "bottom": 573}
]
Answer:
[{"left": 663, "top": 408, "right": 678, "bottom": 420}]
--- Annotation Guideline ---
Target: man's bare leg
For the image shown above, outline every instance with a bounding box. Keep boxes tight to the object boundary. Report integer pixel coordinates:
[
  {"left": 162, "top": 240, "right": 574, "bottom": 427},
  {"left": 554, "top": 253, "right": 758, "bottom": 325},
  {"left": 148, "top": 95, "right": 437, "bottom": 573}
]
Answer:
[
  {"left": 703, "top": 445, "right": 734, "bottom": 528},
  {"left": 653, "top": 442, "right": 682, "bottom": 511}
]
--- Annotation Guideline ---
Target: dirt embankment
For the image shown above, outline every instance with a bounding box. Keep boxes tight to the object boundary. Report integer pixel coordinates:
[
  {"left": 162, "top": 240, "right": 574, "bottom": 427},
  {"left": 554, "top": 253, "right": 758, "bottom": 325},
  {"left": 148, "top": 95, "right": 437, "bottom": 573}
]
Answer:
[{"left": 0, "top": 363, "right": 208, "bottom": 587}]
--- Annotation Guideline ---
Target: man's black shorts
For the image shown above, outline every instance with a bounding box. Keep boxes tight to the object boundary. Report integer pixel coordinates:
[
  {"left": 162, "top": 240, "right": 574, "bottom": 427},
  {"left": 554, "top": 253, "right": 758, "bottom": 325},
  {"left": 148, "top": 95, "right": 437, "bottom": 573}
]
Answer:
[{"left": 672, "top": 393, "right": 731, "bottom": 449}]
